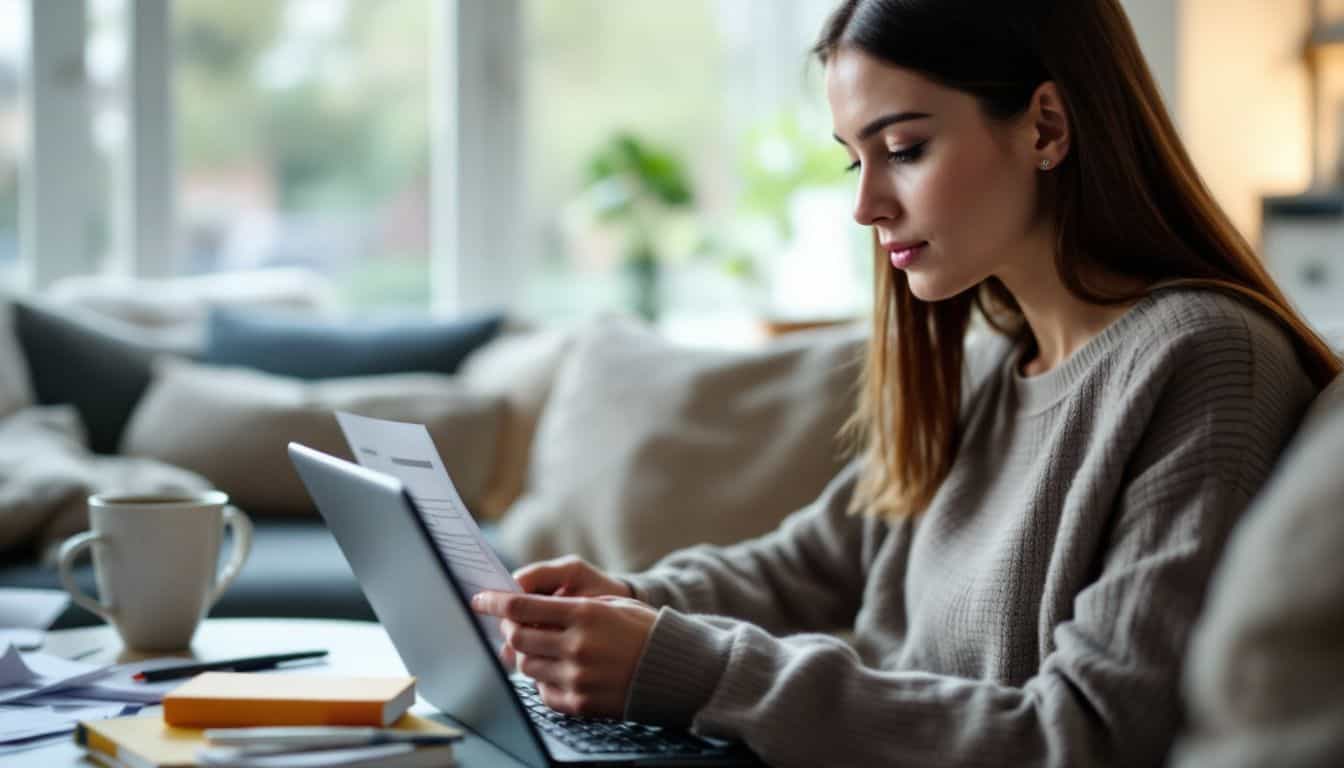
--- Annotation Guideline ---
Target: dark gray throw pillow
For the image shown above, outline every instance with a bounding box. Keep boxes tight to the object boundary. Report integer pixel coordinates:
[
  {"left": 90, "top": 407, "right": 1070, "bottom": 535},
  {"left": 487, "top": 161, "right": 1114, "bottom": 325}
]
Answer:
[
  {"left": 204, "top": 308, "right": 505, "bottom": 380},
  {"left": 11, "top": 301, "right": 162, "bottom": 454}
]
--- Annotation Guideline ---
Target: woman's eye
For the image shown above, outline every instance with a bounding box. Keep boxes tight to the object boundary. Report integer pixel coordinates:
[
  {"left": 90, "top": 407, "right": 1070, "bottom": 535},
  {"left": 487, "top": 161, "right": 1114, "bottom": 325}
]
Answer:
[
  {"left": 843, "top": 141, "right": 927, "bottom": 173},
  {"left": 888, "top": 142, "right": 927, "bottom": 164}
]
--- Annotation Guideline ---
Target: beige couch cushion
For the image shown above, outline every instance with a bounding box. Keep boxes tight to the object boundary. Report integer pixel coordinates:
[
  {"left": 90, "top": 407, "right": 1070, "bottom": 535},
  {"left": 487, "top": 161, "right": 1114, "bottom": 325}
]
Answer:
[
  {"left": 0, "top": 299, "right": 33, "bottom": 419},
  {"left": 498, "top": 321, "right": 865, "bottom": 572},
  {"left": 460, "top": 328, "right": 574, "bottom": 520},
  {"left": 122, "top": 359, "right": 503, "bottom": 517}
]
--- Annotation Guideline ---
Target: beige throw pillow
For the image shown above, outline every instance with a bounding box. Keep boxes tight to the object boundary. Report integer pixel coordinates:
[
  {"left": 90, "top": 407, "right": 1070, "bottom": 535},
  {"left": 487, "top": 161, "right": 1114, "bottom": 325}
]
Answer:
[
  {"left": 498, "top": 321, "right": 865, "bottom": 572},
  {"left": 121, "top": 360, "right": 503, "bottom": 517},
  {"left": 460, "top": 327, "right": 574, "bottom": 520},
  {"left": 0, "top": 299, "right": 33, "bottom": 418}
]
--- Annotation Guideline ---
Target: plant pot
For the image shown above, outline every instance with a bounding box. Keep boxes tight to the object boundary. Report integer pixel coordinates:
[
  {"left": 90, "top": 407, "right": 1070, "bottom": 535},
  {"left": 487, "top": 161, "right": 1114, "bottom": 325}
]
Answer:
[{"left": 624, "top": 247, "right": 661, "bottom": 322}]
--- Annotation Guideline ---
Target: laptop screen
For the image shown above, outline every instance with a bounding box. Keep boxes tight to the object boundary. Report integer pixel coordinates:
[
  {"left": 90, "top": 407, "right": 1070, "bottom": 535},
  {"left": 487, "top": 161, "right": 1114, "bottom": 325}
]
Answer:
[{"left": 288, "top": 442, "right": 551, "bottom": 768}]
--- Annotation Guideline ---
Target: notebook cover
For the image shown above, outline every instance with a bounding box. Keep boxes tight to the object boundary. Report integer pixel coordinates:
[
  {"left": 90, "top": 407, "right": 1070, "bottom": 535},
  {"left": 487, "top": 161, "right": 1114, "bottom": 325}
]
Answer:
[
  {"left": 162, "top": 672, "right": 417, "bottom": 727},
  {"left": 75, "top": 717, "right": 206, "bottom": 768},
  {"left": 76, "top": 713, "right": 460, "bottom": 768}
]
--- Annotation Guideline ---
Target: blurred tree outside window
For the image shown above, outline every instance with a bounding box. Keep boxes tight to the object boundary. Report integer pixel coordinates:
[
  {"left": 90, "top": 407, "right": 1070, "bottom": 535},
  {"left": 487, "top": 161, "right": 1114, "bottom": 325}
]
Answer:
[
  {"left": 522, "top": 0, "right": 728, "bottom": 323},
  {"left": 522, "top": 0, "right": 869, "bottom": 335},
  {"left": 173, "top": 0, "right": 431, "bottom": 308},
  {"left": 0, "top": 0, "right": 25, "bottom": 285}
]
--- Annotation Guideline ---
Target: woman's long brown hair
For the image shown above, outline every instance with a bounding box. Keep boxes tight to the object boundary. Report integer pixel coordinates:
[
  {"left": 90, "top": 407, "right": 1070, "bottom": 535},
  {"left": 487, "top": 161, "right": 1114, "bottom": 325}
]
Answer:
[{"left": 816, "top": 0, "right": 1342, "bottom": 520}]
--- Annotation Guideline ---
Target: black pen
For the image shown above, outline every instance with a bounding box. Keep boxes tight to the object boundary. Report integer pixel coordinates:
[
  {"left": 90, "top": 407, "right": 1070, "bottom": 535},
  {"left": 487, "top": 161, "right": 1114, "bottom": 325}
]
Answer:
[{"left": 132, "top": 650, "right": 329, "bottom": 682}]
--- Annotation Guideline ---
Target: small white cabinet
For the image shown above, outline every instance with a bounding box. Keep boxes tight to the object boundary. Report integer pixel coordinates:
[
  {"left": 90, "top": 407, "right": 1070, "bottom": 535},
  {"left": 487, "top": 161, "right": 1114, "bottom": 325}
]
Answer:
[{"left": 1261, "top": 195, "right": 1344, "bottom": 337}]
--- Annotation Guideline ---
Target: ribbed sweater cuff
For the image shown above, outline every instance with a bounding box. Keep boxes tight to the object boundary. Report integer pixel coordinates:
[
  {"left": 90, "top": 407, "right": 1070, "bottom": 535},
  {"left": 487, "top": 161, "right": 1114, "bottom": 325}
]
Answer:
[
  {"left": 624, "top": 608, "right": 733, "bottom": 727},
  {"left": 620, "top": 573, "right": 673, "bottom": 607}
]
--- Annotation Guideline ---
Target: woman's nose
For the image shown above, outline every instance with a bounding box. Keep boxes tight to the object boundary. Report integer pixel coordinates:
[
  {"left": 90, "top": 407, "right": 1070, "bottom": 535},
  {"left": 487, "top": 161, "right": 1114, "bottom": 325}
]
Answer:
[{"left": 852, "top": 170, "right": 900, "bottom": 226}]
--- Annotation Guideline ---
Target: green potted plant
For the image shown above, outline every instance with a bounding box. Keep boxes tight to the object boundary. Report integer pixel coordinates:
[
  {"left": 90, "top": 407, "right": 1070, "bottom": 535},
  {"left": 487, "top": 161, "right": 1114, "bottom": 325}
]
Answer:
[{"left": 581, "top": 132, "right": 695, "bottom": 321}]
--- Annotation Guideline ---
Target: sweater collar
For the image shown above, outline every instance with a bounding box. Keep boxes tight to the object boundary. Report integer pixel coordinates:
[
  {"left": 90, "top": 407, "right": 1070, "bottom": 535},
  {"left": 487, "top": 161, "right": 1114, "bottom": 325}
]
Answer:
[{"left": 1008, "top": 293, "right": 1158, "bottom": 414}]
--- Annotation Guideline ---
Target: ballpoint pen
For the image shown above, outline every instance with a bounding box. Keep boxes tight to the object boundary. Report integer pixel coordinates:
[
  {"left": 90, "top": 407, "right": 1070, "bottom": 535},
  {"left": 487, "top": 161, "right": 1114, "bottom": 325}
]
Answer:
[{"left": 131, "top": 650, "right": 329, "bottom": 682}]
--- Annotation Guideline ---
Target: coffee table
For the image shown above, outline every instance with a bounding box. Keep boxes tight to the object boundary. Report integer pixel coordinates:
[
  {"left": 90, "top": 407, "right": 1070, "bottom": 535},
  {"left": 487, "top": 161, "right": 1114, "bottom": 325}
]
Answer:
[{"left": 12, "top": 617, "right": 528, "bottom": 767}]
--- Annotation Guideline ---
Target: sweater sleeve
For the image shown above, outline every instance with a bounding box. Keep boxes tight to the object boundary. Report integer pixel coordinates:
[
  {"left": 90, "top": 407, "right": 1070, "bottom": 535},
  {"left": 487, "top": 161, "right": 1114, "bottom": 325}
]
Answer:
[
  {"left": 623, "top": 316, "right": 1316, "bottom": 768},
  {"left": 620, "top": 461, "right": 885, "bottom": 636},
  {"left": 1170, "top": 384, "right": 1344, "bottom": 767}
]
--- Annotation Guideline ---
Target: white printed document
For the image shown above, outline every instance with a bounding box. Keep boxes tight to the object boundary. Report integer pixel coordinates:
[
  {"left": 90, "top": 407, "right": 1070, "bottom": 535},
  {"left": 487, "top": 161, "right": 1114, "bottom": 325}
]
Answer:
[{"left": 334, "top": 412, "right": 521, "bottom": 607}]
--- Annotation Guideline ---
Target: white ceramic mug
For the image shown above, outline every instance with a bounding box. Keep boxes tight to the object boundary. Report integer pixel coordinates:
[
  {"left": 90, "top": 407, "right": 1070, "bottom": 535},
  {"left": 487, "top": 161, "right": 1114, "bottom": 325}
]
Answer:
[{"left": 57, "top": 491, "right": 252, "bottom": 652}]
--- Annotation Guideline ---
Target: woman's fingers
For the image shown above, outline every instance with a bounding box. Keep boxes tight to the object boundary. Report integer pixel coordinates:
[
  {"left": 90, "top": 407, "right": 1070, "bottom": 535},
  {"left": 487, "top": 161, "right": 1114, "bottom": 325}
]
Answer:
[
  {"left": 486, "top": 597, "right": 657, "bottom": 719},
  {"left": 501, "top": 619, "right": 569, "bottom": 658},
  {"left": 513, "top": 556, "right": 632, "bottom": 599},
  {"left": 473, "top": 592, "right": 581, "bottom": 626},
  {"left": 517, "top": 654, "right": 566, "bottom": 686},
  {"left": 514, "top": 555, "right": 586, "bottom": 594}
]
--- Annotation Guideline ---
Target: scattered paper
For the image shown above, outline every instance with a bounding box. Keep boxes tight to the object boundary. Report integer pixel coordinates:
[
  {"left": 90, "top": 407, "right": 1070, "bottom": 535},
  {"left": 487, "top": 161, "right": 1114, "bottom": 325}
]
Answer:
[
  {"left": 0, "top": 647, "right": 180, "bottom": 707},
  {"left": 335, "top": 412, "right": 520, "bottom": 647},
  {"left": 0, "top": 702, "right": 138, "bottom": 746},
  {"left": 0, "top": 644, "right": 40, "bottom": 687},
  {"left": 0, "top": 629, "right": 43, "bottom": 651},
  {"left": 0, "top": 705, "right": 80, "bottom": 742},
  {"left": 55, "top": 659, "right": 184, "bottom": 704},
  {"left": 0, "top": 731, "right": 70, "bottom": 756},
  {"left": 0, "top": 645, "right": 113, "bottom": 704},
  {"left": 0, "top": 588, "right": 70, "bottom": 629},
  {"left": 0, "top": 647, "right": 180, "bottom": 747}
]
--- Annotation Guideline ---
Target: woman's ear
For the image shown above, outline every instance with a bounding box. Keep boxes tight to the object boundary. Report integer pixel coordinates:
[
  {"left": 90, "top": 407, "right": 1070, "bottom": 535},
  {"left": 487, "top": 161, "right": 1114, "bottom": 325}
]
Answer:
[{"left": 1029, "top": 82, "right": 1071, "bottom": 170}]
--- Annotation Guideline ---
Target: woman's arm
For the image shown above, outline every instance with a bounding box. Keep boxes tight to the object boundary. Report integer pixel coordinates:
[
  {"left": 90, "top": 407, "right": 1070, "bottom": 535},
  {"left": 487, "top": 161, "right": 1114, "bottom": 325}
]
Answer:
[
  {"left": 1171, "top": 385, "right": 1344, "bottom": 767},
  {"left": 620, "top": 461, "right": 888, "bottom": 636}
]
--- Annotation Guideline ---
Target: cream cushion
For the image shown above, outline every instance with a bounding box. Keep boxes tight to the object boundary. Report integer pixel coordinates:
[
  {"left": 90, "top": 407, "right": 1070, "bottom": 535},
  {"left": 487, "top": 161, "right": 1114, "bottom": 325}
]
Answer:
[
  {"left": 460, "top": 327, "right": 574, "bottom": 520},
  {"left": 498, "top": 321, "right": 865, "bottom": 572},
  {"left": 0, "top": 299, "right": 33, "bottom": 418},
  {"left": 121, "top": 359, "right": 503, "bottom": 517}
]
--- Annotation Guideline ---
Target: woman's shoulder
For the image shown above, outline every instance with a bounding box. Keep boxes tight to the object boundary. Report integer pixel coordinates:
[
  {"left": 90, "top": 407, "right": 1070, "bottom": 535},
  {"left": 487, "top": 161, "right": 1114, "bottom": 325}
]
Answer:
[
  {"left": 1112, "top": 288, "right": 1316, "bottom": 432},
  {"left": 1120, "top": 287, "right": 1302, "bottom": 374}
]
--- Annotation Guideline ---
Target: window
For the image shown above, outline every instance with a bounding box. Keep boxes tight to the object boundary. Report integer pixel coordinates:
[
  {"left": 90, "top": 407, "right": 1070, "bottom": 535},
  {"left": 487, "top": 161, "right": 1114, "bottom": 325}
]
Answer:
[
  {"left": 12, "top": 0, "right": 869, "bottom": 336},
  {"left": 0, "top": 0, "right": 25, "bottom": 287},
  {"left": 520, "top": 0, "right": 868, "bottom": 335},
  {"left": 173, "top": 0, "right": 433, "bottom": 308},
  {"left": 521, "top": 0, "right": 727, "bottom": 321}
]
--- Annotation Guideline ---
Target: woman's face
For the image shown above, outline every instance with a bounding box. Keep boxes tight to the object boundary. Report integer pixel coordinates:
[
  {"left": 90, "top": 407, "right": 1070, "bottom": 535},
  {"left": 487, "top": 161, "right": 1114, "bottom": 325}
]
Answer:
[{"left": 826, "top": 47, "right": 1047, "bottom": 302}]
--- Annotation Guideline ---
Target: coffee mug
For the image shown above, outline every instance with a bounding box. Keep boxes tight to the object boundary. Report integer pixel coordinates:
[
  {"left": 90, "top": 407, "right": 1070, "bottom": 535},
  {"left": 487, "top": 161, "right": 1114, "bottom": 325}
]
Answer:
[{"left": 57, "top": 491, "right": 253, "bottom": 652}]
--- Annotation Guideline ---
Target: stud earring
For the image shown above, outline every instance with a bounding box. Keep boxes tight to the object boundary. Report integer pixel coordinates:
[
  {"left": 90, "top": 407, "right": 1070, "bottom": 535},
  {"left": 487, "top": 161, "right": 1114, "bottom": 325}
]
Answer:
[{"left": 1039, "top": 159, "right": 1053, "bottom": 171}]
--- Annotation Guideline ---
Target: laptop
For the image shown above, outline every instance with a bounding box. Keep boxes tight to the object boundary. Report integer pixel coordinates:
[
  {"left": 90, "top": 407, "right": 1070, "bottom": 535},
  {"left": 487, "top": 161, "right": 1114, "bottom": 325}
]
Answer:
[{"left": 288, "top": 442, "right": 759, "bottom": 767}]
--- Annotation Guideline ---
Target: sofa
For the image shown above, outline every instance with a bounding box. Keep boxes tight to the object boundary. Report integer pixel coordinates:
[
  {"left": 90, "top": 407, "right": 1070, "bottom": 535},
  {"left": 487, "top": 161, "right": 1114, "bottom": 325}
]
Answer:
[{"left": 0, "top": 289, "right": 865, "bottom": 630}]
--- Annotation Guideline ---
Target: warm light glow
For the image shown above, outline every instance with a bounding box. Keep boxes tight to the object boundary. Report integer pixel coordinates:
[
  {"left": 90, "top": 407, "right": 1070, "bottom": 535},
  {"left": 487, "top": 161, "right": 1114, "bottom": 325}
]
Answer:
[{"left": 1180, "top": 0, "right": 1314, "bottom": 246}]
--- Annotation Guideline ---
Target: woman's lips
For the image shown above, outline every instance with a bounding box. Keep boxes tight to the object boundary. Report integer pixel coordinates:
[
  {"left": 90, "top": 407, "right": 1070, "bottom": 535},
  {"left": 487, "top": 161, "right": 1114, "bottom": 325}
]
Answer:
[{"left": 885, "top": 241, "right": 927, "bottom": 269}]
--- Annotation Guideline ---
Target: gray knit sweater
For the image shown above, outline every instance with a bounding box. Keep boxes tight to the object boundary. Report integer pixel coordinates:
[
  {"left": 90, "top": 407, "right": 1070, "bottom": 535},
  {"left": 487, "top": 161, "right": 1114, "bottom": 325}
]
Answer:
[{"left": 621, "top": 289, "right": 1316, "bottom": 768}]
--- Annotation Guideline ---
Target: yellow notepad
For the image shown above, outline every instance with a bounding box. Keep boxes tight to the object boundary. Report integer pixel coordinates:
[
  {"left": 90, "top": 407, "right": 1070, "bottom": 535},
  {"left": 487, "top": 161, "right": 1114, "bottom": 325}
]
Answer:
[
  {"left": 162, "top": 672, "right": 416, "bottom": 727},
  {"left": 75, "top": 713, "right": 460, "bottom": 768}
]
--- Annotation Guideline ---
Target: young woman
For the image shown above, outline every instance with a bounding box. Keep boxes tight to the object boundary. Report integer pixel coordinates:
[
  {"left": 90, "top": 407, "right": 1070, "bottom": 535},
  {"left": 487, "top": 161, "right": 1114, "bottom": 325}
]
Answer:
[{"left": 474, "top": 1, "right": 1342, "bottom": 765}]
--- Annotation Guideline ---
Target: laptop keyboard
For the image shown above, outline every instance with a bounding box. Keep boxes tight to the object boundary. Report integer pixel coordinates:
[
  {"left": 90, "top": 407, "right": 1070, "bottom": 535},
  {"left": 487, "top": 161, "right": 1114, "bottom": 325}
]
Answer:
[{"left": 514, "top": 679, "right": 721, "bottom": 756}]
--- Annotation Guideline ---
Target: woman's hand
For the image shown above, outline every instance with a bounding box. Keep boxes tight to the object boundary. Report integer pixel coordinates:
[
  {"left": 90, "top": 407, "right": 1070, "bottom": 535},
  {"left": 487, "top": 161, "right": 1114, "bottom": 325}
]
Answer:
[
  {"left": 512, "top": 555, "right": 634, "bottom": 600},
  {"left": 472, "top": 591, "right": 657, "bottom": 718}
]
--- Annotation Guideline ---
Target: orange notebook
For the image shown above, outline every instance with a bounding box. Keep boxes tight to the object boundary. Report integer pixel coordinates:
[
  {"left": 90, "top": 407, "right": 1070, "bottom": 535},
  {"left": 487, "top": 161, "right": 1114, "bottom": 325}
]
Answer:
[{"left": 162, "top": 672, "right": 416, "bottom": 727}]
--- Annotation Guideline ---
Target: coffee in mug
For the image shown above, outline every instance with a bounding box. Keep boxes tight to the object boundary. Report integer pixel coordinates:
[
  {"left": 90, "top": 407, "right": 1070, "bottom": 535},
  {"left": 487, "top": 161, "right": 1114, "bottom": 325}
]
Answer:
[{"left": 57, "top": 491, "right": 252, "bottom": 652}]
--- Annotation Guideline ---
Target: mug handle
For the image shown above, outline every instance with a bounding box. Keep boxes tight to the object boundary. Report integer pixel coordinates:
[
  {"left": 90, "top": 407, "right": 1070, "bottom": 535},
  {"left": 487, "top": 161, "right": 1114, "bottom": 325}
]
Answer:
[
  {"left": 57, "top": 531, "right": 115, "bottom": 623},
  {"left": 207, "top": 505, "right": 253, "bottom": 609}
]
